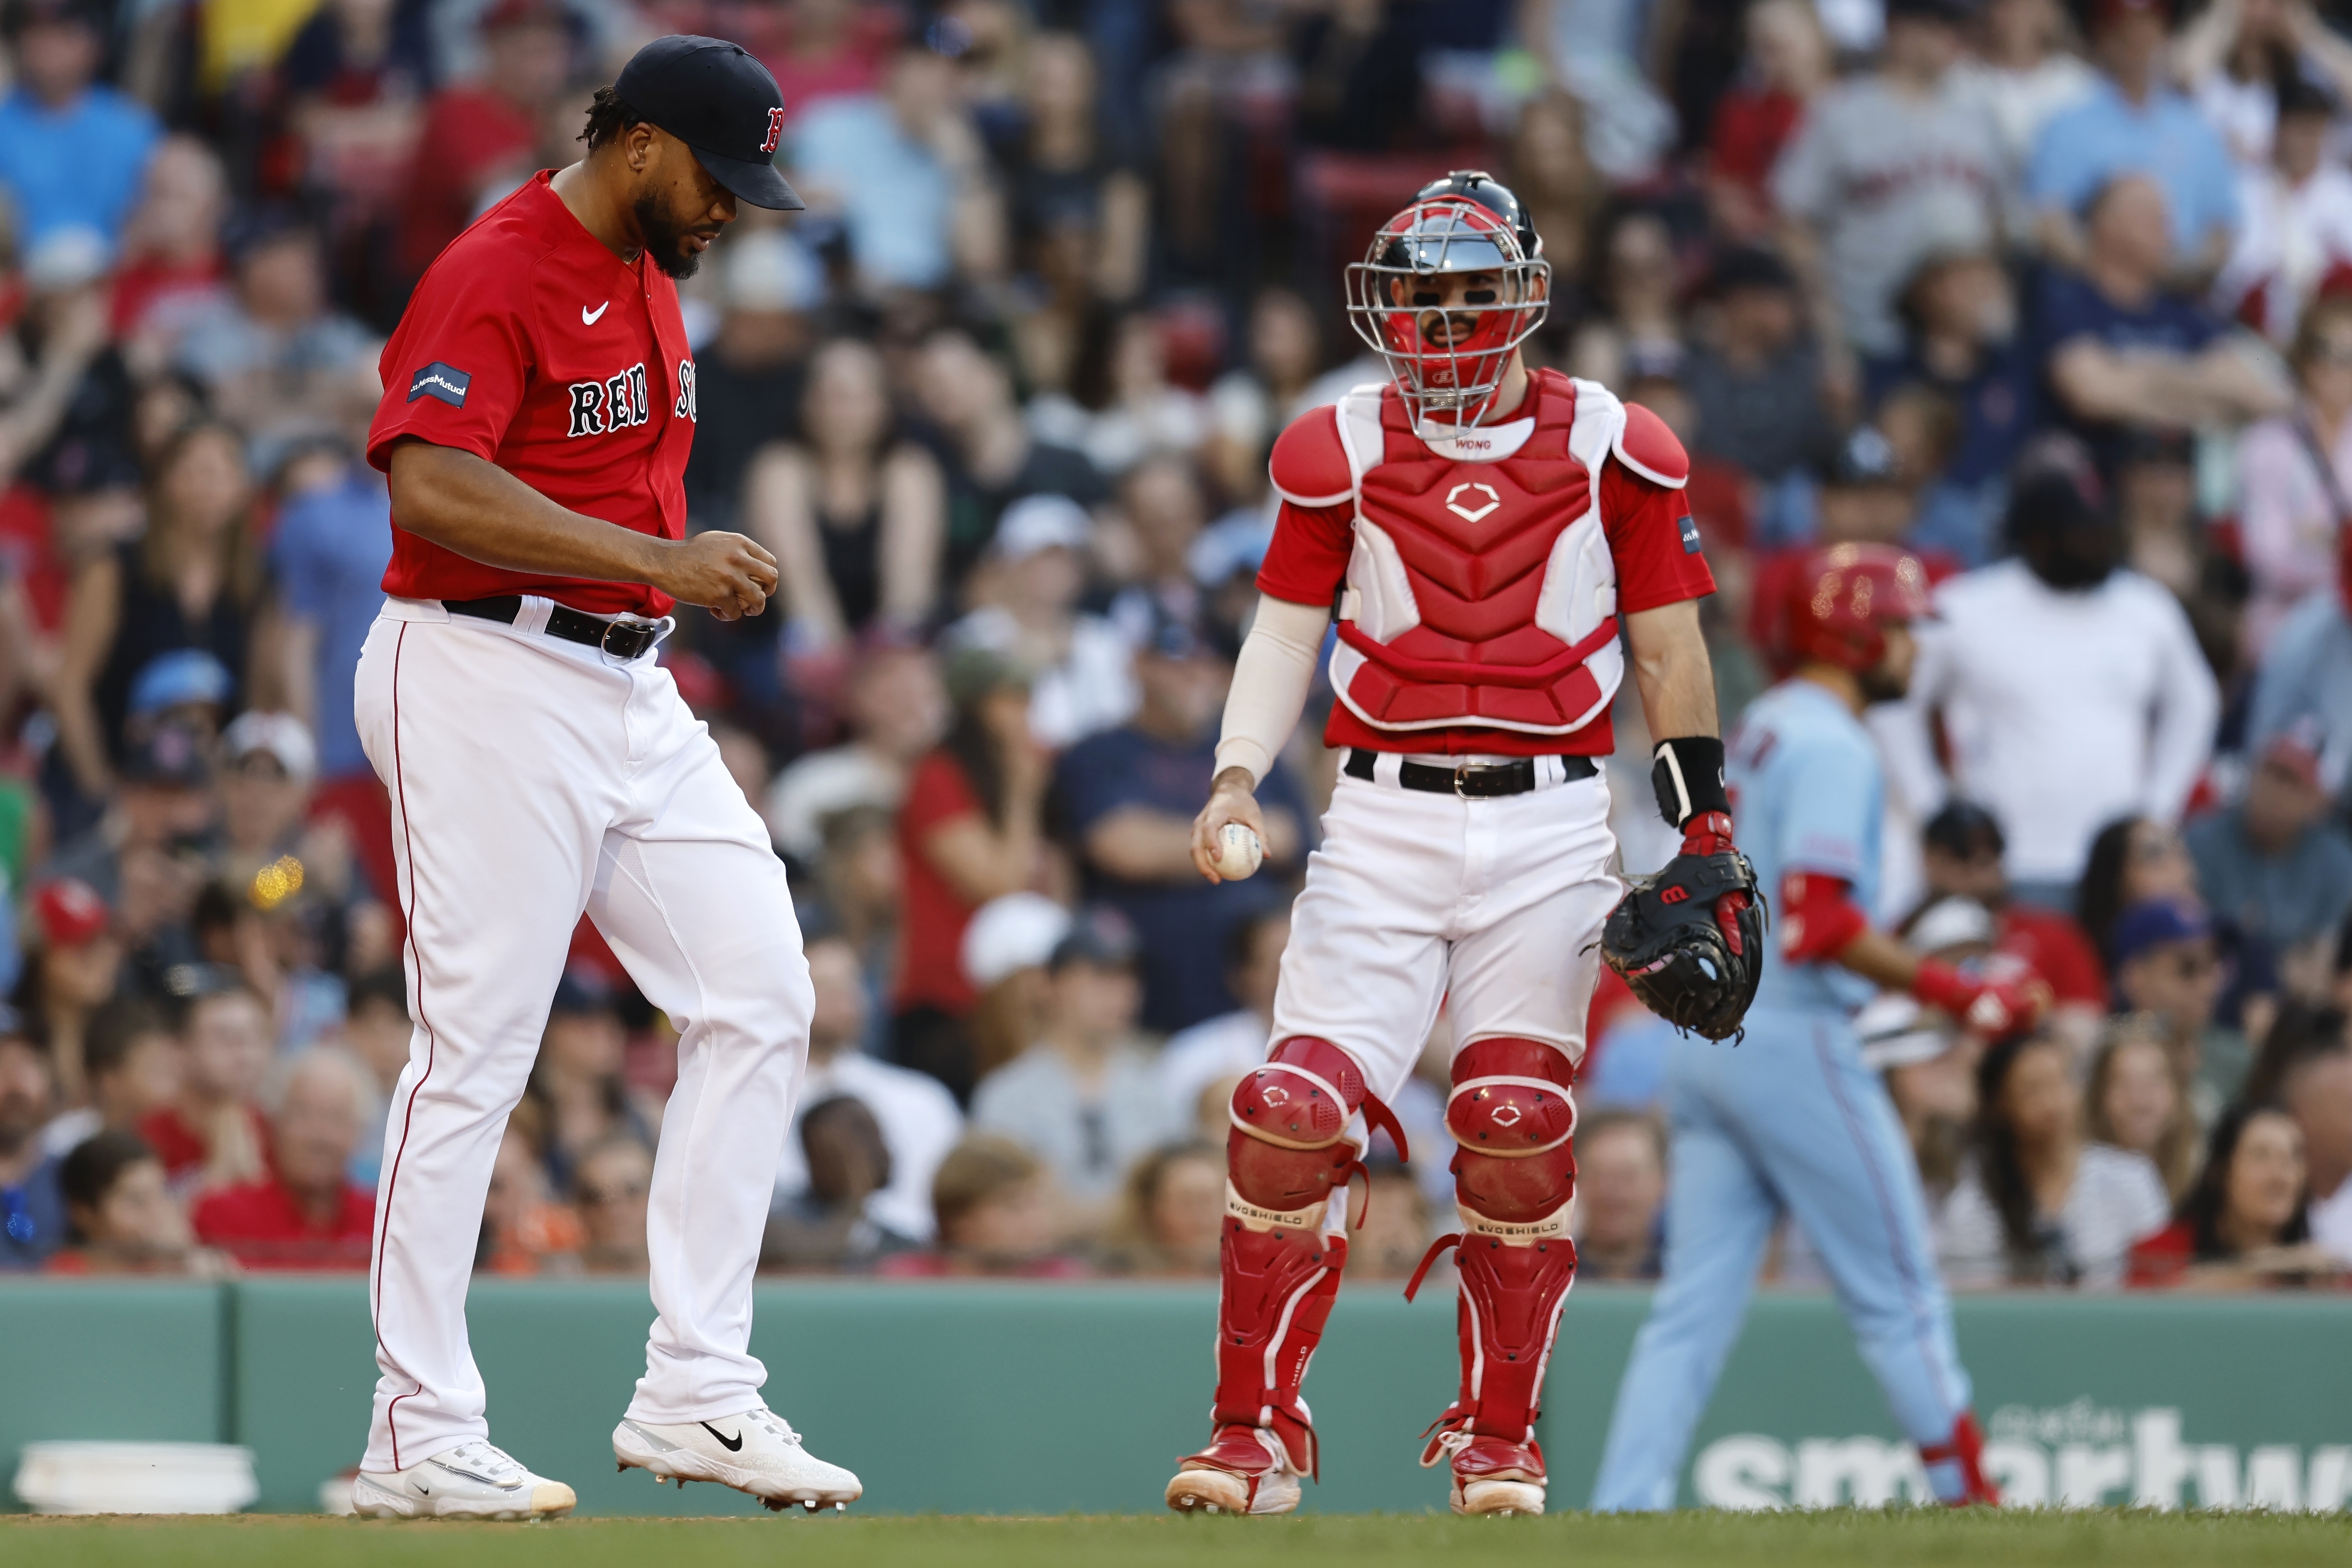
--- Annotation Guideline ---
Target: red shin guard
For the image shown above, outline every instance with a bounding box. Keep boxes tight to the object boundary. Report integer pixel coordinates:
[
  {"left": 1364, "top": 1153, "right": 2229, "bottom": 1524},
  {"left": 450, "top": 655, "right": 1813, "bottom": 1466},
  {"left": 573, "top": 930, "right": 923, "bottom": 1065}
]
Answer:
[
  {"left": 1202, "top": 1037, "right": 1403, "bottom": 1478},
  {"left": 1414, "top": 1038, "right": 1581, "bottom": 1474}
]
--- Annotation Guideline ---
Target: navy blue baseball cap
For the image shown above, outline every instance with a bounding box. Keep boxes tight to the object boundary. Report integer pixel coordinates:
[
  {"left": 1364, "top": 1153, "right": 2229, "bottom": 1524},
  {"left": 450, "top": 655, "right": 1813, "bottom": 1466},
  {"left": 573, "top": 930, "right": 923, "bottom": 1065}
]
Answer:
[{"left": 614, "top": 35, "right": 804, "bottom": 211}]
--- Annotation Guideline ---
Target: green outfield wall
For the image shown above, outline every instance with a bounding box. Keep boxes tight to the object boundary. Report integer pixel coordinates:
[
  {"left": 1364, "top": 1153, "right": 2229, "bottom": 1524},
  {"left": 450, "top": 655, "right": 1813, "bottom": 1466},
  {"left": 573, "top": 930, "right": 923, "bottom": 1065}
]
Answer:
[{"left": 0, "top": 1279, "right": 2346, "bottom": 1515}]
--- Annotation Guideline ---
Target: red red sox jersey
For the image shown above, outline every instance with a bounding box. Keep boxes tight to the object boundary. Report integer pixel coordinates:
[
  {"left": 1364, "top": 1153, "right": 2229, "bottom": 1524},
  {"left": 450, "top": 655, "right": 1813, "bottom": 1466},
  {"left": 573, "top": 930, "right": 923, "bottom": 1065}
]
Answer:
[
  {"left": 365, "top": 170, "right": 699, "bottom": 618},
  {"left": 1256, "top": 368, "right": 1715, "bottom": 758}
]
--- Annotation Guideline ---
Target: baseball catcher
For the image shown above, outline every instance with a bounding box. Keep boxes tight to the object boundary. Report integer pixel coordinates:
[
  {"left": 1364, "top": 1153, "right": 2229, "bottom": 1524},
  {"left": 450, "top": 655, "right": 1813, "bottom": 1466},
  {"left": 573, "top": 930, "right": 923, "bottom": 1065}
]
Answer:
[{"left": 1168, "top": 171, "right": 1755, "bottom": 1518}]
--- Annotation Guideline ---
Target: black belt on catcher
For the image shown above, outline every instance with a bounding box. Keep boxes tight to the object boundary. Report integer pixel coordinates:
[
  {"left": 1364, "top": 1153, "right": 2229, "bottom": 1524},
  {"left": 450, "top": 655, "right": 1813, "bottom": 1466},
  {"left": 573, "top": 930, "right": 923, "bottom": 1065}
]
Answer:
[
  {"left": 1344, "top": 748, "right": 1598, "bottom": 798},
  {"left": 443, "top": 595, "right": 661, "bottom": 660}
]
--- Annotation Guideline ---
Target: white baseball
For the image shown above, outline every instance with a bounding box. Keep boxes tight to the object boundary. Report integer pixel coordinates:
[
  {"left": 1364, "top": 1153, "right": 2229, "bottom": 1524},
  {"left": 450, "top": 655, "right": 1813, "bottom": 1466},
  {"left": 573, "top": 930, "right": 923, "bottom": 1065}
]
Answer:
[{"left": 1213, "top": 822, "right": 1264, "bottom": 880}]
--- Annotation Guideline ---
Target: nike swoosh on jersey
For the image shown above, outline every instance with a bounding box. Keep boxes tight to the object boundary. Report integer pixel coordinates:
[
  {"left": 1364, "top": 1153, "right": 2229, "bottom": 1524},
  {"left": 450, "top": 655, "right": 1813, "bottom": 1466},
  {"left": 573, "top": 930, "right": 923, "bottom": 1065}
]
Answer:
[{"left": 582, "top": 301, "right": 610, "bottom": 325}]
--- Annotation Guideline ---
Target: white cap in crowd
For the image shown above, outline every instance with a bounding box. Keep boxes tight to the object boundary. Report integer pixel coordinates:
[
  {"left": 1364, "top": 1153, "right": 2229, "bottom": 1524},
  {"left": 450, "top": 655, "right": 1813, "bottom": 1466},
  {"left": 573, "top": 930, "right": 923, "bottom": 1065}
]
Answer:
[
  {"left": 990, "top": 494, "right": 1093, "bottom": 562},
  {"left": 223, "top": 711, "right": 319, "bottom": 784},
  {"left": 961, "top": 892, "right": 1074, "bottom": 991}
]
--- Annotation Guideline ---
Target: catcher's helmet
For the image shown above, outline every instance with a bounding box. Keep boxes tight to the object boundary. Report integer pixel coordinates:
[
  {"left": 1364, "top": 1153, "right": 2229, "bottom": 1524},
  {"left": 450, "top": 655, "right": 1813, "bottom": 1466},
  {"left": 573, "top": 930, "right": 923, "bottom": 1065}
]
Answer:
[
  {"left": 1783, "top": 541, "right": 1931, "bottom": 674},
  {"left": 1344, "top": 170, "right": 1550, "bottom": 433}
]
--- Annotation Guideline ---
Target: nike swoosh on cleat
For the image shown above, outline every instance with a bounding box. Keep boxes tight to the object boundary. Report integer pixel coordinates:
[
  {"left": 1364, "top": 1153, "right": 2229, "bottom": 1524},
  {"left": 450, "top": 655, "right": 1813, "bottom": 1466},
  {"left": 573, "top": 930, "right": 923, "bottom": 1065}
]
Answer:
[
  {"left": 700, "top": 1422, "right": 744, "bottom": 1452},
  {"left": 583, "top": 301, "right": 609, "bottom": 325}
]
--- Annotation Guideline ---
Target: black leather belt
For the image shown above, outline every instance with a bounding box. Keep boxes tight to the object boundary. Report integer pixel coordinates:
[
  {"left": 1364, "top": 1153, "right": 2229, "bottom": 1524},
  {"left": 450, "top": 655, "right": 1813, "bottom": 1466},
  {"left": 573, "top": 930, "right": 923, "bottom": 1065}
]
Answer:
[
  {"left": 444, "top": 596, "right": 661, "bottom": 660},
  {"left": 1344, "top": 748, "right": 1598, "bottom": 798}
]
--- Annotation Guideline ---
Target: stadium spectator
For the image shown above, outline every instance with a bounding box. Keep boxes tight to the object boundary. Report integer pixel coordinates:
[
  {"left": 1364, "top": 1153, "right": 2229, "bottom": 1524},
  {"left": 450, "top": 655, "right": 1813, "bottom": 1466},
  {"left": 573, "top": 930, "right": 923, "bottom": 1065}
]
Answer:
[
  {"left": 39, "top": 996, "right": 179, "bottom": 1158},
  {"left": 1035, "top": 314, "right": 1209, "bottom": 481},
  {"left": 957, "top": 892, "right": 1073, "bottom": 1107},
  {"left": 2087, "top": 1016, "right": 2204, "bottom": 1201},
  {"left": 2174, "top": 0, "right": 2352, "bottom": 172},
  {"left": 520, "top": 972, "right": 656, "bottom": 1200},
  {"left": 2077, "top": 813, "right": 2204, "bottom": 962},
  {"left": 771, "top": 931, "right": 962, "bottom": 1243},
  {"left": 764, "top": 1095, "right": 920, "bottom": 1271},
  {"left": 51, "top": 421, "right": 261, "bottom": 798},
  {"left": 48, "top": 1129, "right": 220, "bottom": 1275},
  {"left": 1572, "top": 1109, "right": 1669, "bottom": 1282},
  {"left": 111, "top": 135, "right": 231, "bottom": 360},
  {"left": 1057, "top": 606, "right": 1302, "bottom": 1034},
  {"left": 341, "top": 967, "right": 410, "bottom": 1100},
  {"left": 764, "top": 642, "right": 945, "bottom": 868},
  {"left": 171, "top": 217, "right": 380, "bottom": 454},
  {"left": 790, "top": 44, "right": 995, "bottom": 294},
  {"left": 885, "top": 1132, "right": 1079, "bottom": 1277},
  {"left": 1772, "top": 0, "right": 2002, "bottom": 376},
  {"left": 138, "top": 977, "right": 271, "bottom": 1194},
  {"left": 1702, "top": 0, "right": 1833, "bottom": 243},
  {"left": 0, "top": 1026, "right": 64, "bottom": 1269},
  {"left": 970, "top": 908, "right": 1184, "bottom": 1215},
  {"left": 15, "top": 877, "right": 120, "bottom": 1108},
  {"left": 2035, "top": 176, "right": 2290, "bottom": 465},
  {"left": 1937, "top": 1032, "right": 2170, "bottom": 1288},
  {"left": 1914, "top": 802, "right": 2106, "bottom": 1050},
  {"left": 1682, "top": 246, "right": 1837, "bottom": 493},
  {"left": 2128, "top": 1100, "right": 2337, "bottom": 1287},
  {"left": 1882, "top": 444, "right": 2220, "bottom": 900},
  {"left": 0, "top": 0, "right": 160, "bottom": 256},
  {"left": 749, "top": 337, "right": 947, "bottom": 655},
  {"left": 2248, "top": 558, "right": 2352, "bottom": 812},
  {"left": 2025, "top": 0, "right": 2237, "bottom": 277},
  {"left": 2235, "top": 297, "right": 2352, "bottom": 660},
  {"left": 1157, "top": 907, "right": 1288, "bottom": 1135},
  {"left": 479, "top": 1122, "right": 582, "bottom": 1276},
  {"left": 947, "top": 493, "right": 1134, "bottom": 748},
  {"left": 892, "top": 647, "right": 1050, "bottom": 1101},
  {"left": 1203, "top": 288, "right": 1330, "bottom": 501},
  {"left": 1963, "top": 0, "right": 2096, "bottom": 197},
  {"left": 191, "top": 1046, "right": 376, "bottom": 1270},
  {"left": 2187, "top": 724, "right": 2352, "bottom": 960},
  {"left": 912, "top": 326, "right": 1107, "bottom": 582},
  {"left": 2275, "top": 1031, "right": 2352, "bottom": 1261},
  {"left": 2110, "top": 900, "right": 2251, "bottom": 1122},
  {"left": 395, "top": 0, "right": 571, "bottom": 281},
  {"left": 573, "top": 1136, "right": 652, "bottom": 1276},
  {"left": 1096, "top": 1140, "right": 1222, "bottom": 1277},
  {"left": 2214, "top": 80, "right": 2352, "bottom": 349},
  {"left": 681, "top": 229, "right": 819, "bottom": 532}
]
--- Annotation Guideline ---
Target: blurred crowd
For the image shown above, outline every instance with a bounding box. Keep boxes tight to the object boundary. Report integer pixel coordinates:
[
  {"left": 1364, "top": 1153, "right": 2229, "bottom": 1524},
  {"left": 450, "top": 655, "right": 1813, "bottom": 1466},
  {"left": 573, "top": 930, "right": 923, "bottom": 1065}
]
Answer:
[{"left": 0, "top": 0, "right": 2346, "bottom": 1296}]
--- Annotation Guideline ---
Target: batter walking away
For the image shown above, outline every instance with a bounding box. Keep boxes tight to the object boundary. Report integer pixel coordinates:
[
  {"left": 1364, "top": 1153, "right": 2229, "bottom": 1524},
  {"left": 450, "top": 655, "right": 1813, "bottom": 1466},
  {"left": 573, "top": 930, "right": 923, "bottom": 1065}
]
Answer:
[
  {"left": 1166, "top": 172, "right": 1760, "bottom": 1519},
  {"left": 349, "top": 36, "right": 860, "bottom": 1520},
  {"left": 1590, "top": 543, "right": 2050, "bottom": 1510}
]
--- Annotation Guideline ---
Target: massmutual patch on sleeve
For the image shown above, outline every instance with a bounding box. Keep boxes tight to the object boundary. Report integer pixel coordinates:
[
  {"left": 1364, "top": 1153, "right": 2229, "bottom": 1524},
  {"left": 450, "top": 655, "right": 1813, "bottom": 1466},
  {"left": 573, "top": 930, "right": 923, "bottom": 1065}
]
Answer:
[
  {"left": 1677, "top": 513, "right": 1703, "bottom": 555},
  {"left": 408, "top": 362, "right": 471, "bottom": 408}
]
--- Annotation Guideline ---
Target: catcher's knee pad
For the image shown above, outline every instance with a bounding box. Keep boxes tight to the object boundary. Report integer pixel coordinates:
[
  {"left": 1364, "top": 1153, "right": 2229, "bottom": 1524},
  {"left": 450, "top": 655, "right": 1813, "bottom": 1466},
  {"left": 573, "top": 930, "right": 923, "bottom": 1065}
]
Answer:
[
  {"left": 1448, "top": 1037, "right": 1578, "bottom": 1233},
  {"left": 1227, "top": 1036, "right": 1407, "bottom": 1221}
]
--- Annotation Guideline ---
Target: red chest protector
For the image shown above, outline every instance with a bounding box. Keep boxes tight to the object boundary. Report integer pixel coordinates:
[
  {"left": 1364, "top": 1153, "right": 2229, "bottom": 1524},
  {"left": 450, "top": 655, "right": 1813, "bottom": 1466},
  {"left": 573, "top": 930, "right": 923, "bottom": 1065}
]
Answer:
[{"left": 1271, "top": 369, "right": 1686, "bottom": 739}]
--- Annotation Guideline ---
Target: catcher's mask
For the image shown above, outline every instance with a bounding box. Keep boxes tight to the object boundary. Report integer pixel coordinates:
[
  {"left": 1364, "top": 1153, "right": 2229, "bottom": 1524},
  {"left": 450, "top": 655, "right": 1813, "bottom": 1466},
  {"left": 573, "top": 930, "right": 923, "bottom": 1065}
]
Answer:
[{"left": 1345, "top": 171, "right": 1551, "bottom": 436}]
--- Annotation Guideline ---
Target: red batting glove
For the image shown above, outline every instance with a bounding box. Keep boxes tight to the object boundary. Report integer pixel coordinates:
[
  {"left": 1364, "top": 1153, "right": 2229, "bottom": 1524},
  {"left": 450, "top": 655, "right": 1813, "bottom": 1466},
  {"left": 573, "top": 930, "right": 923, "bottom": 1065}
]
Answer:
[
  {"left": 1681, "top": 811, "right": 1750, "bottom": 958},
  {"left": 1912, "top": 958, "right": 2051, "bottom": 1038}
]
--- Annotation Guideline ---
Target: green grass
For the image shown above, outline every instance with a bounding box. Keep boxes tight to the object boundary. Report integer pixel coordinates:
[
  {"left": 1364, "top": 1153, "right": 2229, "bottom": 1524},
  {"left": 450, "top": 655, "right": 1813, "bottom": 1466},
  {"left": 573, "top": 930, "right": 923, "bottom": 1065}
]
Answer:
[{"left": 2, "top": 1511, "right": 2349, "bottom": 1568}]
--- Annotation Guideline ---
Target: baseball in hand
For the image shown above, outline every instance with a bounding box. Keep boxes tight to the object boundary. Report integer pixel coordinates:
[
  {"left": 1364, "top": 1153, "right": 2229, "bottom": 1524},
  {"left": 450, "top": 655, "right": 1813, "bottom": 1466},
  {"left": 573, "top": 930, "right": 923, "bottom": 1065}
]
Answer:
[{"left": 1213, "top": 822, "right": 1264, "bottom": 880}]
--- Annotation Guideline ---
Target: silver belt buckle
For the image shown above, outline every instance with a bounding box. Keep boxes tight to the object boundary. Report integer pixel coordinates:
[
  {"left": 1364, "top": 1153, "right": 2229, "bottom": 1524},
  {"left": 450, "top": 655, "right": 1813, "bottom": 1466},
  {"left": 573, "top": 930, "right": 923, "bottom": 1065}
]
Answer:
[{"left": 1453, "top": 761, "right": 1478, "bottom": 799}]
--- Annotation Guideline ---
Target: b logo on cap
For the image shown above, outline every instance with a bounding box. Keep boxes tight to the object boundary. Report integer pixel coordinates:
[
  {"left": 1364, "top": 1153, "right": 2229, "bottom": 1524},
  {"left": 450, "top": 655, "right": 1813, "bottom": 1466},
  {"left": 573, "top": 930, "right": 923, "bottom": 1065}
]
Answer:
[{"left": 760, "top": 106, "right": 785, "bottom": 156}]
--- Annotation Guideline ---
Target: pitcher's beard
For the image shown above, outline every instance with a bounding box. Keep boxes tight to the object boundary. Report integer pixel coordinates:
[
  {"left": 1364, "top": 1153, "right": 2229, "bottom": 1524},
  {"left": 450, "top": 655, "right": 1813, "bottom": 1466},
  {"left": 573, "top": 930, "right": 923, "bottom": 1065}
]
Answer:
[{"left": 634, "top": 193, "right": 704, "bottom": 280}]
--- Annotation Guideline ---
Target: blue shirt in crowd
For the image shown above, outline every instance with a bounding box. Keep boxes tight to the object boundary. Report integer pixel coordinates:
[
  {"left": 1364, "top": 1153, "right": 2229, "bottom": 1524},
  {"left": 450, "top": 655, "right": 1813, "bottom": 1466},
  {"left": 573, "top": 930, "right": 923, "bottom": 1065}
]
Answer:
[
  {"left": 1726, "top": 678, "right": 1883, "bottom": 1017},
  {"left": 1057, "top": 725, "right": 1305, "bottom": 1035},
  {"left": 791, "top": 96, "right": 952, "bottom": 290},
  {"left": 0, "top": 1154, "right": 65, "bottom": 1271},
  {"left": 2025, "top": 80, "right": 2237, "bottom": 258},
  {"left": 270, "top": 470, "right": 394, "bottom": 780},
  {"left": 0, "top": 85, "right": 159, "bottom": 253}
]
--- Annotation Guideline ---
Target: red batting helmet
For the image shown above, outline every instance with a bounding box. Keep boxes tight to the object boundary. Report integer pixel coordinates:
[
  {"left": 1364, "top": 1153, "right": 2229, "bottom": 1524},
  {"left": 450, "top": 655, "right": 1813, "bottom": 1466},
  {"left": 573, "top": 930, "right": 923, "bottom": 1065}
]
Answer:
[
  {"left": 1344, "top": 171, "right": 1550, "bottom": 432},
  {"left": 1784, "top": 542, "right": 1932, "bottom": 673}
]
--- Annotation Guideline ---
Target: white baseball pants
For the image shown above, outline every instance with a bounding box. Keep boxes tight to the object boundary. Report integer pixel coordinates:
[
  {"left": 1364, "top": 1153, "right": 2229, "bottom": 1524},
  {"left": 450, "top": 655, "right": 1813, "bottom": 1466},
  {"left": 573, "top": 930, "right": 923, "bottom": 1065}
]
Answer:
[
  {"left": 353, "top": 597, "right": 812, "bottom": 1473},
  {"left": 1269, "top": 757, "right": 1622, "bottom": 1108}
]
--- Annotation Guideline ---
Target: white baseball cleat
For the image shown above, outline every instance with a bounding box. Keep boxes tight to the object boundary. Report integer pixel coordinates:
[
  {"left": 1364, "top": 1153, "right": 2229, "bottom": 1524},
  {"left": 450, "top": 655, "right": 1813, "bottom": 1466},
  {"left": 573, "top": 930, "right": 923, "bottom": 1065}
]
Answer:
[
  {"left": 350, "top": 1439, "right": 577, "bottom": 1520},
  {"left": 1165, "top": 1424, "right": 1303, "bottom": 1516},
  {"left": 612, "top": 1406, "right": 861, "bottom": 1513}
]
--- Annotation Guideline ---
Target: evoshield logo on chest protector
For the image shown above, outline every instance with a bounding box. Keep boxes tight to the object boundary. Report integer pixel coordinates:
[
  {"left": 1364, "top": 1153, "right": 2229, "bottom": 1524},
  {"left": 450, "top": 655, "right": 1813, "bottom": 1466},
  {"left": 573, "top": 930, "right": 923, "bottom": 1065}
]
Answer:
[{"left": 1445, "top": 483, "right": 1501, "bottom": 522}]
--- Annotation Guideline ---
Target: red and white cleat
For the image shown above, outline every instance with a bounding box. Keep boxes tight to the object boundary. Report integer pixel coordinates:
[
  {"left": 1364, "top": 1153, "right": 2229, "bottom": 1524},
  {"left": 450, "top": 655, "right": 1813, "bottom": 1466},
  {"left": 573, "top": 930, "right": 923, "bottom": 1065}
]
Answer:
[
  {"left": 1166, "top": 1424, "right": 1303, "bottom": 1516},
  {"left": 1427, "top": 1428, "right": 1547, "bottom": 1517}
]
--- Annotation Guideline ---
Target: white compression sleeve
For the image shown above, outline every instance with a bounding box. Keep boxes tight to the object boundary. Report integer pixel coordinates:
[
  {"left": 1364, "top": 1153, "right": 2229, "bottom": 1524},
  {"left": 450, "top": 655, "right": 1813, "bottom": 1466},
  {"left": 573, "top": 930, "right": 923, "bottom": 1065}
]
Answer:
[{"left": 1213, "top": 594, "right": 1333, "bottom": 786}]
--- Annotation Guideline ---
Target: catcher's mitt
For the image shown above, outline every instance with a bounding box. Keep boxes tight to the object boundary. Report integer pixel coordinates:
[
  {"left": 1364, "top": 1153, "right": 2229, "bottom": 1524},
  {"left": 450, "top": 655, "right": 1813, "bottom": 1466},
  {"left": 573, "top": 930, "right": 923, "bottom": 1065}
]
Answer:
[{"left": 1601, "top": 849, "right": 1767, "bottom": 1042}]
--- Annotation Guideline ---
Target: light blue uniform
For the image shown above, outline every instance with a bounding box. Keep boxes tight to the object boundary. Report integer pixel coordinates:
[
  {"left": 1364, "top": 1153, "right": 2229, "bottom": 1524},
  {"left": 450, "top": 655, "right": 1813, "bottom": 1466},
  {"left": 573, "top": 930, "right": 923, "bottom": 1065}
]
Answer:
[{"left": 1590, "top": 679, "right": 1973, "bottom": 1510}]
